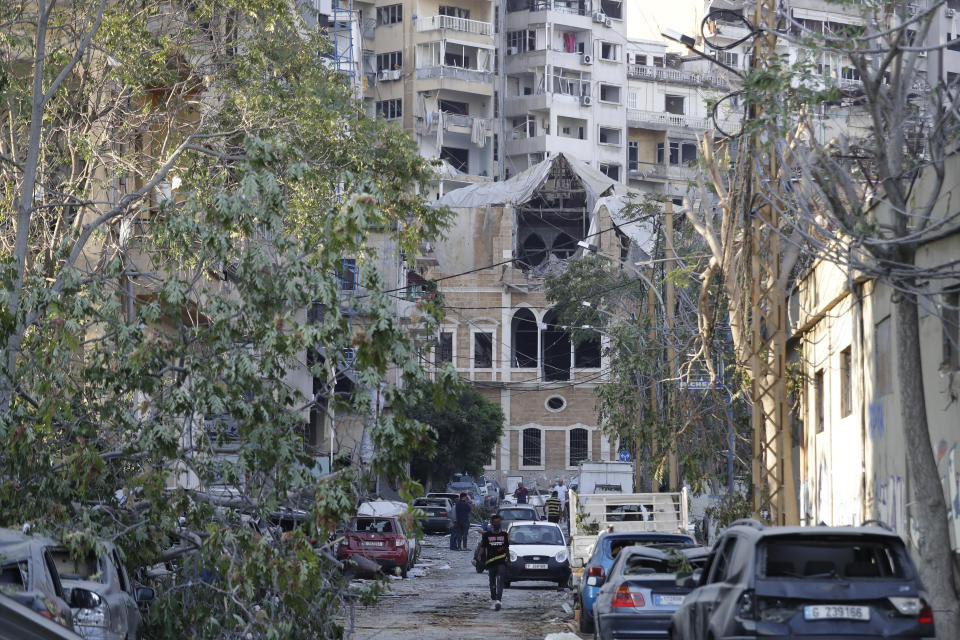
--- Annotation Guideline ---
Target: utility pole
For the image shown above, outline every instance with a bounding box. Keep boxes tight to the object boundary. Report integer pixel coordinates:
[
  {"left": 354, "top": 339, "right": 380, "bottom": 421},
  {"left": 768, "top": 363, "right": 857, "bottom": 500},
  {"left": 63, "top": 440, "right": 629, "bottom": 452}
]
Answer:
[{"left": 747, "top": 0, "right": 798, "bottom": 526}]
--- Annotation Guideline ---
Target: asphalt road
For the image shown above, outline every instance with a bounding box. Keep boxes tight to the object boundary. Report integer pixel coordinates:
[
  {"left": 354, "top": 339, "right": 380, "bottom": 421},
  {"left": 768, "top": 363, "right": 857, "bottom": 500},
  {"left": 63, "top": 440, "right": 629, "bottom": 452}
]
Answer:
[{"left": 347, "top": 528, "right": 582, "bottom": 640}]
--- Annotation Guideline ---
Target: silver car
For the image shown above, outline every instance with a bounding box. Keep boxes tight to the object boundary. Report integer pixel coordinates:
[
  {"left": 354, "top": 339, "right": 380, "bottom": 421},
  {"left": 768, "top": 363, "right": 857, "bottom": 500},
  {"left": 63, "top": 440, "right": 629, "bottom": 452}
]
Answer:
[{"left": 52, "top": 541, "right": 153, "bottom": 640}]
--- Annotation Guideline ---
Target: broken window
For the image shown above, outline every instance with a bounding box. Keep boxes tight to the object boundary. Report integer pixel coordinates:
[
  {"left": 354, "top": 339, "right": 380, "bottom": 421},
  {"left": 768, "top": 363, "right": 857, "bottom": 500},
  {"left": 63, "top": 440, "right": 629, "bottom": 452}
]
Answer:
[
  {"left": 574, "top": 331, "right": 601, "bottom": 368},
  {"left": 436, "top": 332, "right": 453, "bottom": 363},
  {"left": 542, "top": 309, "right": 571, "bottom": 381},
  {"left": 665, "top": 95, "right": 684, "bottom": 115},
  {"left": 681, "top": 142, "right": 697, "bottom": 165},
  {"left": 628, "top": 141, "right": 639, "bottom": 171},
  {"left": 440, "top": 146, "right": 469, "bottom": 173},
  {"left": 599, "top": 84, "right": 621, "bottom": 103},
  {"left": 519, "top": 232, "right": 548, "bottom": 267},
  {"left": 474, "top": 331, "right": 493, "bottom": 368},
  {"left": 598, "top": 127, "right": 621, "bottom": 145},
  {"left": 569, "top": 427, "right": 589, "bottom": 466},
  {"left": 338, "top": 258, "right": 357, "bottom": 291},
  {"left": 439, "top": 99, "right": 468, "bottom": 115},
  {"left": 512, "top": 308, "right": 538, "bottom": 368},
  {"left": 760, "top": 537, "right": 907, "bottom": 579},
  {"left": 599, "top": 0, "right": 622, "bottom": 19},
  {"left": 599, "top": 163, "right": 620, "bottom": 181},
  {"left": 522, "top": 427, "right": 542, "bottom": 466}
]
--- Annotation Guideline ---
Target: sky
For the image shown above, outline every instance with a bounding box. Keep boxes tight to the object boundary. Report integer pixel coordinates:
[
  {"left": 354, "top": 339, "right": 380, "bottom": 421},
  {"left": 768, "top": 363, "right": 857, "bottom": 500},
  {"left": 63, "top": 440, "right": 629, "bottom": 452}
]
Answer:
[{"left": 626, "top": 0, "right": 703, "bottom": 48}]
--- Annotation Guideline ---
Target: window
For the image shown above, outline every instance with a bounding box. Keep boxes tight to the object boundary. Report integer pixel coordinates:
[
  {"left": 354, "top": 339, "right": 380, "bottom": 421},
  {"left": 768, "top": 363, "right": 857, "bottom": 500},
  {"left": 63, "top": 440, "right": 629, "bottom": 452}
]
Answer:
[
  {"left": 665, "top": 94, "right": 684, "bottom": 115},
  {"left": 599, "top": 42, "right": 619, "bottom": 61},
  {"left": 943, "top": 289, "right": 960, "bottom": 371},
  {"left": 840, "top": 347, "right": 852, "bottom": 418},
  {"left": 338, "top": 258, "right": 357, "bottom": 291},
  {"left": 493, "top": 133, "right": 499, "bottom": 162},
  {"left": 841, "top": 66, "right": 860, "bottom": 81},
  {"left": 574, "top": 332, "right": 601, "bottom": 367},
  {"left": 598, "top": 84, "right": 621, "bottom": 103},
  {"left": 598, "top": 127, "right": 621, "bottom": 145},
  {"left": 474, "top": 332, "right": 493, "bottom": 368},
  {"left": 546, "top": 395, "right": 566, "bottom": 411},
  {"left": 875, "top": 317, "right": 892, "bottom": 395},
  {"left": 439, "top": 5, "right": 470, "bottom": 18},
  {"left": 652, "top": 55, "right": 664, "bottom": 67},
  {"left": 599, "top": 0, "right": 622, "bottom": 19},
  {"left": 494, "top": 90, "right": 499, "bottom": 117},
  {"left": 376, "top": 4, "right": 402, "bottom": 24},
  {"left": 522, "top": 428, "right": 542, "bottom": 466},
  {"left": 440, "top": 146, "right": 468, "bottom": 172},
  {"left": 631, "top": 53, "right": 647, "bottom": 65},
  {"left": 436, "top": 332, "right": 453, "bottom": 363},
  {"left": 814, "top": 369, "right": 825, "bottom": 433},
  {"left": 569, "top": 428, "right": 589, "bottom": 466},
  {"left": 512, "top": 308, "right": 538, "bottom": 367},
  {"left": 376, "top": 51, "right": 402, "bottom": 71},
  {"left": 599, "top": 163, "right": 620, "bottom": 181},
  {"left": 542, "top": 310, "right": 571, "bottom": 381},
  {"left": 507, "top": 29, "right": 535, "bottom": 53},
  {"left": 716, "top": 51, "right": 738, "bottom": 68},
  {"left": 376, "top": 98, "right": 402, "bottom": 119},
  {"left": 659, "top": 141, "right": 680, "bottom": 165},
  {"left": 444, "top": 46, "right": 470, "bottom": 67},
  {"left": 439, "top": 99, "right": 468, "bottom": 115},
  {"left": 681, "top": 142, "right": 697, "bottom": 164},
  {"left": 628, "top": 141, "right": 638, "bottom": 171}
]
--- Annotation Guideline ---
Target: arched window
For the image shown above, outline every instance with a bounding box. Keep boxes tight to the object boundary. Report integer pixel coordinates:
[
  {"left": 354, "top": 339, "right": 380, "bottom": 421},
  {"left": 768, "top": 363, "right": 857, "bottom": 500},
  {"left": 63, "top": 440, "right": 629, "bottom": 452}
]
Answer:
[
  {"left": 519, "top": 233, "right": 547, "bottom": 267},
  {"left": 512, "top": 308, "right": 538, "bottom": 368},
  {"left": 569, "top": 428, "right": 589, "bottom": 466},
  {"left": 552, "top": 232, "right": 577, "bottom": 259},
  {"left": 542, "top": 309, "right": 571, "bottom": 381},
  {"left": 574, "top": 330, "right": 601, "bottom": 368},
  {"left": 522, "top": 427, "right": 542, "bottom": 466}
]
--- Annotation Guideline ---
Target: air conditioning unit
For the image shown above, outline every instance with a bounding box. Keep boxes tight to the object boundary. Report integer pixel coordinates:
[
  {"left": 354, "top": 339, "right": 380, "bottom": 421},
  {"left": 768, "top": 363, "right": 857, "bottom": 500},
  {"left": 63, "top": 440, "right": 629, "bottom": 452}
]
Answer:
[
  {"left": 604, "top": 17, "right": 613, "bottom": 28},
  {"left": 592, "top": 11, "right": 606, "bottom": 22},
  {"left": 378, "top": 70, "right": 391, "bottom": 81},
  {"left": 948, "top": 8, "right": 956, "bottom": 17},
  {"left": 389, "top": 69, "right": 401, "bottom": 80},
  {"left": 581, "top": 53, "right": 593, "bottom": 65},
  {"left": 580, "top": 94, "right": 593, "bottom": 106},
  {"left": 508, "top": 46, "right": 519, "bottom": 55}
]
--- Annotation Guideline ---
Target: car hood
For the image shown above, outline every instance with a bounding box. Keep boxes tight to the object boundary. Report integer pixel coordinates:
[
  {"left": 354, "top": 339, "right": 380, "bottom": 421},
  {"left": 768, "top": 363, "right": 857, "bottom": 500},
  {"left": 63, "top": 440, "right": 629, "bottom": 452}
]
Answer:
[{"left": 511, "top": 543, "right": 565, "bottom": 557}]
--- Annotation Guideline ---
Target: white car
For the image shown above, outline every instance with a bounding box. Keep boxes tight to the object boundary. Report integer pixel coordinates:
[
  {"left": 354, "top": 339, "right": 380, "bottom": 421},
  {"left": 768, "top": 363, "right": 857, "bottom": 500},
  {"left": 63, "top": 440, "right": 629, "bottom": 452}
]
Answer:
[{"left": 504, "top": 521, "right": 571, "bottom": 588}]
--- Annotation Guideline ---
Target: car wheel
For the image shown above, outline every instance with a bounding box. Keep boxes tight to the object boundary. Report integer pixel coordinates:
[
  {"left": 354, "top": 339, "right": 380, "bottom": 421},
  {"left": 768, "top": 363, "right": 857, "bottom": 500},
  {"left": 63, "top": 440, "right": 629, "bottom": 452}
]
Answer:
[{"left": 578, "top": 599, "right": 594, "bottom": 634}]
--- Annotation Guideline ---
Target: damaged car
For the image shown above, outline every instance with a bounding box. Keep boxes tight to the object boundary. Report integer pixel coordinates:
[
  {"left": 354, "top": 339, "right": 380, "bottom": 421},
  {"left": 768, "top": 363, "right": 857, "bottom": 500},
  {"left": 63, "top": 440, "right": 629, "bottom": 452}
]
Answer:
[
  {"left": 337, "top": 516, "right": 417, "bottom": 578},
  {"left": 669, "top": 520, "right": 935, "bottom": 639}
]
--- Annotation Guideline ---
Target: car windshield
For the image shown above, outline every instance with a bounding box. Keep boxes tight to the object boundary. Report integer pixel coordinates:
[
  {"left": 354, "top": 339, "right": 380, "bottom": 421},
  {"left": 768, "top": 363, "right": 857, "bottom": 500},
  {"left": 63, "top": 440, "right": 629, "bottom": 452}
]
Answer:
[
  {"left": 51, "top": 549, "right": 104, "bottom": 582},
  {"left": 353, "top": 518, "right": 395, "bottom": 534},
  {"left": 761, "top": 537, "right": 908, "bottom": 579},
  {"left": 608, "top": 537, "right": 691, "bottom": 558},
  {"left": 0, "top": 560, "right": 28, "bottom": 592},
  {"left": 510, "top": 525, "right": 563, "bottom": 545},
  {"left": 499, "top": 509, "right": 535, "bottom": 520}
]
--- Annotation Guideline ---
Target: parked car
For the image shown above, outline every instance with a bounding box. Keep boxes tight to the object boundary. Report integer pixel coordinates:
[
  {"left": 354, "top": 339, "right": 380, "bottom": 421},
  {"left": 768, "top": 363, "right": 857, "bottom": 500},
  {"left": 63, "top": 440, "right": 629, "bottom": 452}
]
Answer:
[
  {"left": 337, "top": 516, "right": 417, "bottom": 578},
  {"left": 414, "top": 503, "right": 454, "bottom": 534},
  {"left": 669, "top": 520, "right": 935, "bottom": 640},
  {"left": 426, "top": 492, "right": 461, "bottom": 506},
  {"left": 504, "top": 521, "right": 570, "bottom": 588},
  {"left": 577, "top": 532, "right": 696, "bottom": 633},
  {"left": 51, "top": 541, "right": 154, "bottom": 640},
  {"left": 0, "top": 528, "right": 91, "bottom": 632},
  {"left": 592, "top": 545, "right": 698, "bottom": 640},
  {"left": 482, "top": 506, "right": 541, "bottom": 531},
  {"left": 445, "top": 482, "right": 481, "bottom": 504}
]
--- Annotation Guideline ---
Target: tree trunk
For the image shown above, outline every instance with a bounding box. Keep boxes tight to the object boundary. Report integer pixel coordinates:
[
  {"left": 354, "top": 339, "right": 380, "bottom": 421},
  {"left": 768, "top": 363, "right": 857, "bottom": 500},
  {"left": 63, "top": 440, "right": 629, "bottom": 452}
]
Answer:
[{"left": 894, "top": 285, "right": 960, "bottom": 638}]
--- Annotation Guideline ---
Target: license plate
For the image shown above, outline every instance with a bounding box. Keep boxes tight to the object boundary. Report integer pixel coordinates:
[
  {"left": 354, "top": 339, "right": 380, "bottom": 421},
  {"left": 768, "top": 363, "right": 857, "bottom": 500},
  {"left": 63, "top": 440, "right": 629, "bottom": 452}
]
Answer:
[
  {"left": 655, "top": 594, "right": 685, "bottom": 606},
  {"left": 524, "top": 563, "right": 548, "bottom": 570},
  {"left": 363, "top": 541, "right": 384, "bottom": 547},
  {"left": 803, "top": 605, "right": 870, "bottom": 621}
]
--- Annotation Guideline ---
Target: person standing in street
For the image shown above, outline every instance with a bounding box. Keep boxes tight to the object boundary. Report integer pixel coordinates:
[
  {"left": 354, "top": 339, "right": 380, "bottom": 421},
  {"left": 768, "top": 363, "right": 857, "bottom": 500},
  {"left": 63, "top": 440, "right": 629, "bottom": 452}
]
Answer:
[
  {"left": 454, "top": 492, "right": 471, "bottom": 550},
  {"left": 513, "top": 481, "right": 529, "bottom": 504},
  {"left": 480, "top": 514, "right": 510, "bottom": 610},
  {"left": 552, "top": 478, "right": 567, "bottom": 521},
  {"left": 544, "top": 490, "right": 562, "bottom": 523}
]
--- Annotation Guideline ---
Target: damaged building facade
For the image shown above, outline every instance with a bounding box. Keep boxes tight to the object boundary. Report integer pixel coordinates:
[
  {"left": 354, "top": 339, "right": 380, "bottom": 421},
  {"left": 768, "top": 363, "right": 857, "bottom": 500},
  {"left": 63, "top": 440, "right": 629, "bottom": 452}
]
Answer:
[{"left": 424, "top": 153, "right": 651, "bottom": 488}]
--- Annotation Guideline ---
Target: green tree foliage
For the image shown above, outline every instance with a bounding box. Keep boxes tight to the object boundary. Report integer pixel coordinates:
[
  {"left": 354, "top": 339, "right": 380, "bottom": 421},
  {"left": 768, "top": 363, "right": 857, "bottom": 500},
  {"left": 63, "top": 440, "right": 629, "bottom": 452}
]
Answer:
[
  {"left": 408, "top": 379, "right": 505, "bottom": 491},
  {"left": 0, "top": 1, "right": 450, "bottom": 638}
]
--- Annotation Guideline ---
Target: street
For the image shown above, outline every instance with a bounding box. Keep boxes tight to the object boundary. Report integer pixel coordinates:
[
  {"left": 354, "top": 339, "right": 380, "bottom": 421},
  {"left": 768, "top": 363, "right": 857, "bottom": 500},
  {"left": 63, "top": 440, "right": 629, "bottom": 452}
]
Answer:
[{"left": 348, "top": 529, "right": 582, "bottom": 640}]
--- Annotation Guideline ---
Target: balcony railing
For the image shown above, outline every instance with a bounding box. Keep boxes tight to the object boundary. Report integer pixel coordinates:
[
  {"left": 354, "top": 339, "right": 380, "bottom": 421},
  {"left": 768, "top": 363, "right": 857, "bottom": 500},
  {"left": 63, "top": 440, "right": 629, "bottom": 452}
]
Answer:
[
  {"left": 416, "top": 66, "right": 493, "bottom": 83},
  {"left": 425, "top": 111, "right": 492, "bottom": 135},
  {"left": 630, "top": 162, "right": 697, "bottom": 181},
  {"left": 627, "top": 109, "right": 711, "bottom": 130},
  {"left": 416, "top": 15, "right": 493, "bottom": 36},
  {"left": 627, "top": 64, "right": 730, "bottom": 89}
]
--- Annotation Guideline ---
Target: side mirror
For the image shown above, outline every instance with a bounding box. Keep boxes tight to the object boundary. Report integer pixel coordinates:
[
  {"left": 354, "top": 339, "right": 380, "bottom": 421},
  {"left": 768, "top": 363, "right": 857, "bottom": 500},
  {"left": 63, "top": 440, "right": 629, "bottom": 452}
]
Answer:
[
  {"left": 135, "top": 586, "right": 156, "bottom": 603},
  {"left": 69, "top": 588, "right": 102, "bottom": 609}
]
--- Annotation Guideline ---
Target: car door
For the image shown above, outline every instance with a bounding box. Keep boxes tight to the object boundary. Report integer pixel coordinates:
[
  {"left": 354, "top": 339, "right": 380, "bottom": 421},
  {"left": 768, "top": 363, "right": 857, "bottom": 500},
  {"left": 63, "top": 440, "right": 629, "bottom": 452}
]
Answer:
[
  {"left": 692, "top": 535, "right": 739, "bottom": 639},
  {"left": 111, "top": 547, "right": 141, "bottom": 637}
]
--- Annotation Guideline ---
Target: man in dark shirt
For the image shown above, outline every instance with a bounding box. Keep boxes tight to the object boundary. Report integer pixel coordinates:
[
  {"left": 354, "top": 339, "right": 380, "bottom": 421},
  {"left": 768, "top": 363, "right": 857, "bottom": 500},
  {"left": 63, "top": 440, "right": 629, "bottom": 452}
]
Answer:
[
  {"left": 513, "top": 482, "right": 528, "bottom": 504},
  {"left": 480, "top": 514, "right": 510, "bottom": 610},
  {"left": 544, "top": 490, "right": 562, "bottom": 523},
  {"left": 453, "top": 492, "right": 472, "bottom": 550}
]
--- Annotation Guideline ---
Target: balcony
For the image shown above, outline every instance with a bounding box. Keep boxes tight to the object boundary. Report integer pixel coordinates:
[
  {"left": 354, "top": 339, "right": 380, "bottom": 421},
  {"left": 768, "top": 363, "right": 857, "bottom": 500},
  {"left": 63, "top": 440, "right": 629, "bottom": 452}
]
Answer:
[
  {"left": 417, "top": 15, "right": 493, "bottom": 36},
  {"left": 627, "top": 109, "right": 711, "bottom": 130},
  {"left": 424, "top": 111, "right": 493, "bottom": 137},
  {"left": 627, "top": 64, "right": 730, "bottom": 89},
  {"left": 417, "top": 65, "right": 493, "bottom": 84},
  {"left": 629, "top": 161, "right": 697, "bottom": 181}
]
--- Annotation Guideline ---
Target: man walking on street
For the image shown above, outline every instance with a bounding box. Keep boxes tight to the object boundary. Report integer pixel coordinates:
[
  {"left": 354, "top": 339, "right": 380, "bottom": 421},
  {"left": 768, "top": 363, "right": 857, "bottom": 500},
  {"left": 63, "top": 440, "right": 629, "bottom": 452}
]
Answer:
[
  {"left": 480, "top": 514, "right": 510, "bottom": 610},
  {"left": 454, "top": 492, "right": 471, "bottom": 550},
  {"left": 552, "top": 478, "right": 567, "bottom": 521},
  {"left": 513, "top": 481, "right": 528, "bottom": 504},
  {"left": 544, "top": 490, "right": 562, "bottom": 523}
]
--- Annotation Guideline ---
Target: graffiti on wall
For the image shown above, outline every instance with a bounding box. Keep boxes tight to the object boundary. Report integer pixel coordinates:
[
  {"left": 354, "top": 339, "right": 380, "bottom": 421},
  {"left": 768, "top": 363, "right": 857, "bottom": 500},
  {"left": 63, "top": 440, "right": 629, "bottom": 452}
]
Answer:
[
  {"left": 875, "top": 474, "right": 906, "bottom": 538},
  {"left": 868, "top": 401, "right": 885, "bottom": 440}
]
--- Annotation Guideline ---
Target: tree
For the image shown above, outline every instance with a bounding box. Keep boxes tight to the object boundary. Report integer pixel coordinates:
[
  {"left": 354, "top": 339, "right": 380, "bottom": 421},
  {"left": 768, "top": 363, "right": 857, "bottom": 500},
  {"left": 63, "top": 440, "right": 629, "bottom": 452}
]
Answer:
[
  {"left": 689, "top": 1, "right": 960, "bottom": 634},
  {"left": 544, "top": 209, "right": 750, "bottom": 495},
  {"left": 408, "top": 379, "right": 505, "bottom": 492},
  {"left": 0, "top": 1, "right": 450, "bottom": 638}
]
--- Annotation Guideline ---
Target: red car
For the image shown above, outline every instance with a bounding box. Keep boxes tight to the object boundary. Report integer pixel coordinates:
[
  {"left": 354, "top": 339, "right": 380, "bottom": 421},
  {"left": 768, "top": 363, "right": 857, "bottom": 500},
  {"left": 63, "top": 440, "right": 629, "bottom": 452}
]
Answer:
[{"left": 337, "top": 516, "right": 417, "bottom": 578}]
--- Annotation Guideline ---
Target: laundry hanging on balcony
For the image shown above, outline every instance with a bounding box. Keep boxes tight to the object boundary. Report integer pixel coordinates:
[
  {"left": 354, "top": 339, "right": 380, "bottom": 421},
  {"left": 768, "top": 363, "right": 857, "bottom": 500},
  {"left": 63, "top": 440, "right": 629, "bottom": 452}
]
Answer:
[
  {"left": 563, "top": 33, "right": 576, "bottom": 53},
  {"left": 471, "top": 117, "right": 488, "bottom": 147}
]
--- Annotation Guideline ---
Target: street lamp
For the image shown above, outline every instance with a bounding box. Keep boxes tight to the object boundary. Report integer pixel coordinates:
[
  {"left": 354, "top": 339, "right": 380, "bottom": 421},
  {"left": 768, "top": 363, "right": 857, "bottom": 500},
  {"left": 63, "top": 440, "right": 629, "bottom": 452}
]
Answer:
[{"left": 660, "top": 28, "right": 743, "bottom": 77}]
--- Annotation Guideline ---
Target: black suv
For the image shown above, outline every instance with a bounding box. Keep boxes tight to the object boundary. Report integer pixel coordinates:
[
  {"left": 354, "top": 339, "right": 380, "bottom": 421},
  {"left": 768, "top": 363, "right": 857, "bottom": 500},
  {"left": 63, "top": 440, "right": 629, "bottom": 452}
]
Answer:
[{"left": 669, "top": 520, "right": 935, "bottom": 639}]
